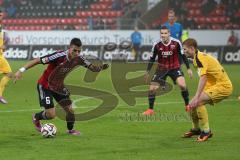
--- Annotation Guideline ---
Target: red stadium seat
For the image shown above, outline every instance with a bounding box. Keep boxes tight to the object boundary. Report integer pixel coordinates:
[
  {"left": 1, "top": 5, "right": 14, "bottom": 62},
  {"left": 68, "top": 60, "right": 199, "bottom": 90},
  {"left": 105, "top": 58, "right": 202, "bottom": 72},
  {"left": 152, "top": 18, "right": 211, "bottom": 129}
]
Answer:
[
  {"left": 194, "top": 16, "right": 206, "bottom": 24},
  {"left": 28, "top": 19, "right": 33, "bottom": 24},
  {"left": 92, "top": 11, "right": 98, "bottom": 17},
  {"left": 6, "top": 19, "right": 12, "bottom": 24},
  {"left": 91, "top": 4, "right": 96, "bottom": 10},
  {"left": 76, "top": 18, "right": 83, "bottom": 24},
  {"left": 74, "top": 25, "right": 81, "bottom": 30},
  {"left": 235, "top": 11, "right": 240, "bottom": 17},
  {"left": 76, "top": 11, "right": 81, "bottom": 17},
  {"left": 100, "top": 4, "right": 108, "bottom": 10},
  {"left": 219, "top": 17, "right": 226, "bottom": 23},
  {"left": 212, "top": 24, "right": 222, "bottom": 30},
  {"left": 43, "top": 19, "right": 50, "bottom": 24},
  {"left": 29, "top": 26, "right": 35, "bottom": 30},
  {"left": 86, "top": 11, "right": 92, "bottom": 17},
  {"left": 233, "top": 24, "right": 240, "bottom": 29},
  {"left": 189, "top": 9, "right": 202, "bottom": 16},
  {"left": 72, "top": 18, "right": 78, "bottom": 24},
  {"left": 8, "top": 26, "right": 13, "bottom": 30},
  {"left": 82, "top": 19, "right": 87, "bottom": 24},
  {"left": 2, "top": 19, "right": 7, "bottom": 25},
  {"left": 81, "top": 12, "right": 87, "bottom": 17},
  {"left": 106, "top": 18, "right": 114, "bottom": 24},
  {"left": 82, "top": 25, "right": 88, "bottom": 30},
  {"left": 98, "top": 11, "right": 104, "bottom": 17},
  {"left": 65, "top": 18, "right": 72, "bottom": 24},
  {"left": 103, "top": 11, "right": 110, "bottom": 17},
  {"left": 224, "top": 23, "right": 231, "bottom": 29},
  {"left": 211, "top": 17, "right": 219, "bottom": 24}
]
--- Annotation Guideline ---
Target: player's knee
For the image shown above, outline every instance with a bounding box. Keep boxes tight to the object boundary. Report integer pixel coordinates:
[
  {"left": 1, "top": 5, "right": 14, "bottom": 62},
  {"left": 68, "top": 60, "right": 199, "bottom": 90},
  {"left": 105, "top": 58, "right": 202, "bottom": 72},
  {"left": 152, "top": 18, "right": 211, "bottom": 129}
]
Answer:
[
  {"left": 179, "top": 84, "right": 187, "bottom": 91},
  {"left": 149, "top": 85, "right": 159, "bottom": 92},
  {"left": 149, "top": 89, "right": 157, "bottom": 95},
  {"left": 46, "top": 111, "right": 56, "bottom": 119},
  {"left": 67, "top": 107, "right": 74, "bottom": 114}
]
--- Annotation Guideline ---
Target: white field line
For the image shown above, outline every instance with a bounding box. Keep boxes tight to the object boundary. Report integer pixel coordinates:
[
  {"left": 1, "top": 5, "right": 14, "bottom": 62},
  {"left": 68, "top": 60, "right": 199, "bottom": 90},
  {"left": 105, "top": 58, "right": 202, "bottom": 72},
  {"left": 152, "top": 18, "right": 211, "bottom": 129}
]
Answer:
[{"left": 0, "top": 98, "right": 238, "bottom": 113}]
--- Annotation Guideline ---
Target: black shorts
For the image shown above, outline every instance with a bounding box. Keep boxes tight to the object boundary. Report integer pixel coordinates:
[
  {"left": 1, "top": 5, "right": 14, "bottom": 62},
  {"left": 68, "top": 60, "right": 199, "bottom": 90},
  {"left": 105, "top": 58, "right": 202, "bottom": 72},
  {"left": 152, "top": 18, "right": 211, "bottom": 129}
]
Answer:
[
  {"left": 151, "top": 68, "right": 184, "bottom": 85},
  {"left": 37, "top": 84, "right": 72, "bottom": 109}
]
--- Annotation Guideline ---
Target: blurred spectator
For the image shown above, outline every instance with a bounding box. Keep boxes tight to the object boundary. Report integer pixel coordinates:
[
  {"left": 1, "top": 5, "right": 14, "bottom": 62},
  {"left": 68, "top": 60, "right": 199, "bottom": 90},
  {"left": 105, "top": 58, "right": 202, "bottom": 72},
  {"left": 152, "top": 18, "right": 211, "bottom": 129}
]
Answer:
[
  {"left": 201, "top": 0, "right": 217, "bottom": 15},
  {"left": 63, "top": 0, "right": 74, "bottom": 5},
  {"left": 81, "top": 0, "right": 91, "bottom": 8},
  {"left": 227, "top": 30, "right": 238, "bottom": 46},
  {"left": 163, "top": 9, "right": 183, "bottom": 41},
  {"left": 87, "top": 16, "right": 94, "bottom": 30},
  {"left": 131, "top": 26, "right": 142, "bottom": 61},
  {"left": 225, "top": 0, "right": 239, "bottom": 24},
  {"left": 63, "top": 25, "right": 74, "bottom": 30},
  {"left": 94, "top": 18, "right": 105, "bottom": 30},
  {"left": 112, "top": 0, "right": 122, "bottom": 11},
  {"left": 169, "top": 0, "right": 181, "bottom": 14},
  {"left": 6, "top": 3, "right": 17, "bottom": 18},
  {"left": 178, "top": 2, "right": 188, "bottom": 17},
  {"left": 19, "top": 0, "right": 28, "bottom": 5},
  {"left": 43, "top": 0, "right": 52, "bottom": 5},
  {"left": 131, "top": 8, "right": 141, "bottom": 19},
  {"left": 52, "top": 0, "right": 63, "bottom": 6},
  {"left": 179, "top": 14, "right": 197, "bottom": 29}
]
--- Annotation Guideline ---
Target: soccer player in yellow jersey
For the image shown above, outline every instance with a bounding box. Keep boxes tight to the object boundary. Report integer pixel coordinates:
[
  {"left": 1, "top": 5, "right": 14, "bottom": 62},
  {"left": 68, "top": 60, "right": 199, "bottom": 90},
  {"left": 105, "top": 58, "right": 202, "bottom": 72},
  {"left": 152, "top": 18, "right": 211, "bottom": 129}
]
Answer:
[
  {"left": 0, "top": 8, "right": 12, "bottom": 104},
  {"left": 182, "top": 38, "right": 233, "bottom": 142}
]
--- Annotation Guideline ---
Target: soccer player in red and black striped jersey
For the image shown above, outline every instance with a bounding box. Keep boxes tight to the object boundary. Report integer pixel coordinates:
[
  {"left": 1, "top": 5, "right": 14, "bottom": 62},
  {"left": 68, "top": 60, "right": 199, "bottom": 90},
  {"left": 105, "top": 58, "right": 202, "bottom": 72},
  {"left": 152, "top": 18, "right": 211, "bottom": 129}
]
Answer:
[
  {"left": 143, "top": 26, "right": 193, "bottom": 115},
  {"left": 14, "top": 38, "right": 109, "bottom": 135}
]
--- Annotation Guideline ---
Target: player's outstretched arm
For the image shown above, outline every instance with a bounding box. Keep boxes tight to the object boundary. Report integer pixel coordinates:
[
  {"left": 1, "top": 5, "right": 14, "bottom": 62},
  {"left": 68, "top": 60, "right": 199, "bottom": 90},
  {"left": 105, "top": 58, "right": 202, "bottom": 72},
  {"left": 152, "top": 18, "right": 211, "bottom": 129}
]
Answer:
[
  {"left": 14, "top": 58, "right": 41, "bottom": 83},
  {"left": 88, "top": 63, "right": 109, "bottom": 72}
]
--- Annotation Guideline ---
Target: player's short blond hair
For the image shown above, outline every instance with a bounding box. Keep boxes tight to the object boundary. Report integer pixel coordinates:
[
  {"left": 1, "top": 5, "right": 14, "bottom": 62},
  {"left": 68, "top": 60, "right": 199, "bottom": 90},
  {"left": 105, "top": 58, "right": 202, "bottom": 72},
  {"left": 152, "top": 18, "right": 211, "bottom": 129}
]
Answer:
[{"left": 183, "top": 38, "right": 198, "bottom": 49}]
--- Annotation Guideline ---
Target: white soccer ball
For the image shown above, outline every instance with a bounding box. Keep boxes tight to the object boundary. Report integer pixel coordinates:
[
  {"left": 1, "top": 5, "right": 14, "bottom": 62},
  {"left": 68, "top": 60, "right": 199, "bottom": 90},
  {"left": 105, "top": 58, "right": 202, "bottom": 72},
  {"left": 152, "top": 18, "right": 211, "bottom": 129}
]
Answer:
[{"left": 41, "top": 123, "right": 57, "bottom": 138}]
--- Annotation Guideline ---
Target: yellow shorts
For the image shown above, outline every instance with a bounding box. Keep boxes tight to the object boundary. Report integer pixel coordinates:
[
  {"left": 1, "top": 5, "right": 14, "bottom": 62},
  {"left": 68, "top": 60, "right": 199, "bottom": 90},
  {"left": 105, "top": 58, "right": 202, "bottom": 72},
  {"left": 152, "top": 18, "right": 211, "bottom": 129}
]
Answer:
[
  {"left": 0, "top": 56, "right": 12, "bottom": 74},
  {"left": 204, "top": 82, "right": 233, "bottom": 105}
]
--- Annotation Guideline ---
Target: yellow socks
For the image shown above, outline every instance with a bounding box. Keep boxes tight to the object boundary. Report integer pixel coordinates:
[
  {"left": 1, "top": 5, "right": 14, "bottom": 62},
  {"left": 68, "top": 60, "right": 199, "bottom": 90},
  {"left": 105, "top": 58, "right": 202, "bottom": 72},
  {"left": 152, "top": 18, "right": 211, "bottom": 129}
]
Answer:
[
  {"left": 0, "top": 76, "right": 10, "bottom": 96},
  {"left": 190, "top": 105, "right": 210, "bottom": 132},
  {"left": 196, "top": 105, "right": 210, "bottom": 132},
  {"left": 190, "top": 108, "right": 200, "bottom": 129}
]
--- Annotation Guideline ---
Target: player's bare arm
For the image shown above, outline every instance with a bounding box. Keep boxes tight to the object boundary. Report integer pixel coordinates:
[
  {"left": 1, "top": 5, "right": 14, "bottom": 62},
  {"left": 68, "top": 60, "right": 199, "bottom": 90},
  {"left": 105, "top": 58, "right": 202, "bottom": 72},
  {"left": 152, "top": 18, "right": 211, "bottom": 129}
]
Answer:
[
  {"left": 14, "top": 58, "right": 41, "bottom": 82},
  {"left": 181, "top": 53, "right": 193, "bottom": 78},
  {"left": 189, "top": 75, "right": 207, "bottom": 108}
]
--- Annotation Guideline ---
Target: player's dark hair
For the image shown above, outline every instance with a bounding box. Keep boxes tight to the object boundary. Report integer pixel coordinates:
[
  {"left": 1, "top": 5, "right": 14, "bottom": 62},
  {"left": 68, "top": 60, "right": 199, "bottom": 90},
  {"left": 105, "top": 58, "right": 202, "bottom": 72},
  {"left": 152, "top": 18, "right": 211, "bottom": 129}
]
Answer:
[
  {"left": 183, "top": 38, "right": 198, "bottom": 49},
  {"left": 160, "top": 25, "right": 169, "bottom": 31},
  {"left": 70, "top": 38, "right": 82, "bottom": 47},
  {"left": 168, "top": 9, "right": 175, "bottom": 14}
]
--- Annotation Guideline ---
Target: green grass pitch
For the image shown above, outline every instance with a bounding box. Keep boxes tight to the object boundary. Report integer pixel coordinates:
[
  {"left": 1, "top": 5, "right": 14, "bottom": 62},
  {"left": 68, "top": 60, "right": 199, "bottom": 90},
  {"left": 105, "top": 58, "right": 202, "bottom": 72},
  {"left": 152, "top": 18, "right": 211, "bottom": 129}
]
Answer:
[{"left": 0, "top": 61, "right": 239, "bottom": 160}]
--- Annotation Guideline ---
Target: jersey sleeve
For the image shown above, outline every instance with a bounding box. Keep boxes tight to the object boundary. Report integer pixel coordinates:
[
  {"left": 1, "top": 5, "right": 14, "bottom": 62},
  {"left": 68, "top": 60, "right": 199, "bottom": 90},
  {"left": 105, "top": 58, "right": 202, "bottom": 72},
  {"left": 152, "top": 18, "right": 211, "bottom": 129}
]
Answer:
[
  {"left": 196, "top": 55, "right": 208, "bottom": 76},
  {"left": 40, "top": 51, "right": 66, "bottom": 64},
  {"left": 176, "top": 39, "right": 184, "bottom": 55},
  {"left": 78, "top": 56, "right": 105, "bottom": 72},
  {"left": 151, "top": 41, "right": 158, "bottom": 58},
  {"left": 78, "top": 56, "right": 91, "bottom": 68},
  {"left": 146, "top": 41, "right": 158, "bottom": 71}
]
